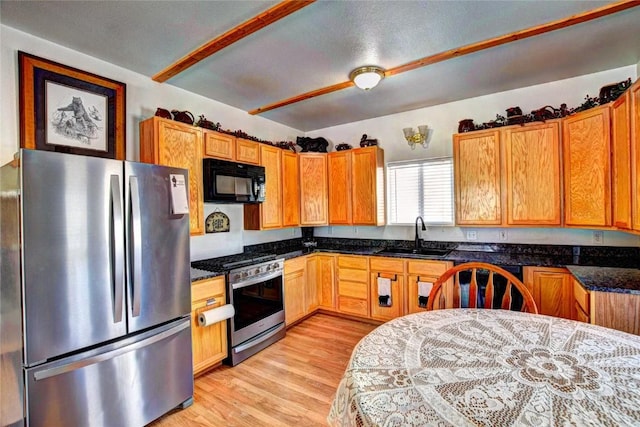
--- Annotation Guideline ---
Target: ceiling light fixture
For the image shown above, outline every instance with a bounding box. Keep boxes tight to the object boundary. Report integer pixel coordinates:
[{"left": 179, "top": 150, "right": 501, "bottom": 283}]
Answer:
[
  {"left": 349, "top": 66, "right": 385, "bottom": 90},
  {"left": 403, "top": 126, "right": 429, "bottom": 150}
]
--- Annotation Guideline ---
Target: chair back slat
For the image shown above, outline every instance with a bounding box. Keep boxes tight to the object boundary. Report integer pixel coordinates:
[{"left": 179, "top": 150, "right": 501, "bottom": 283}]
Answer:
[
  {"left": 501, "top": 282, "right": 513, "bottom": 310},
  {"left": 426, "top": 262, "right": 538, "bottom": 314},
  {"left": 484, "top": 271, "right": 495, "bottom": 309}
]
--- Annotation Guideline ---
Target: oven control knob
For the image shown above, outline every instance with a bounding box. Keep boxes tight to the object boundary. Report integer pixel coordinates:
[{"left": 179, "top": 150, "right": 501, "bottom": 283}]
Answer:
[
  {"left": 255, "top": 268, "right": 261, "bottom": 275},
  {"left": 271, "top": 263, "right": 280, "bottom": 271},
  {"left": 232, "top": 273, "right": 240, "bottom": 282},
  {"left": 241, "top": 271, "right": 249, "bottom": 278}
]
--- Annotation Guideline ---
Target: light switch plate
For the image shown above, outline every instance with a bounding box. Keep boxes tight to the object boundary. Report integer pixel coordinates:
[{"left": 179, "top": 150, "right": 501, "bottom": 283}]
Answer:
[
  {"left": 592, "top": 231, "right": 604, "bottom": 244},
  {"left": 466, "top": 230, "right": 477, "bottom": 241}
]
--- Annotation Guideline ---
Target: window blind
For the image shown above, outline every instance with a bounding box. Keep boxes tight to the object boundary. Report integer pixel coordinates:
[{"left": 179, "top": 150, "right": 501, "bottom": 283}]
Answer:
[{"left": 387, "top": 157, "right": 454, "bottom": 225}]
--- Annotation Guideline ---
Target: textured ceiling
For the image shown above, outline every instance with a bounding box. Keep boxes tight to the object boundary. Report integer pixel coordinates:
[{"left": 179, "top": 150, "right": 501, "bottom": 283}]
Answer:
[{"left": 2, "top": 1, "right": 639, "bottom": 131}]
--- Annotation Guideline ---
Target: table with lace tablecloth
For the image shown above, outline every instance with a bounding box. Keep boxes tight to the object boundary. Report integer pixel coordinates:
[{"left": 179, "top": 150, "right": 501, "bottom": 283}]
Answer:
[{"left": 328, "top": 309, "right": 640, "bottom": 426}]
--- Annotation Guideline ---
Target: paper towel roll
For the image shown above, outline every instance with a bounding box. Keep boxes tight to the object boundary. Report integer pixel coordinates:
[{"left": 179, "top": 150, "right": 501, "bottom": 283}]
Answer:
[{"left": 198, "top": 304, "right": 235, "bottom": 327}]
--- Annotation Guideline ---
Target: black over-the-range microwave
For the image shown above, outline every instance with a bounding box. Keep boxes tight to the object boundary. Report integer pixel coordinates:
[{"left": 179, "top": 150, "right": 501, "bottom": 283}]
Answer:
[{"left": 203, "top": 158, "right": 266, "bottom": 203}]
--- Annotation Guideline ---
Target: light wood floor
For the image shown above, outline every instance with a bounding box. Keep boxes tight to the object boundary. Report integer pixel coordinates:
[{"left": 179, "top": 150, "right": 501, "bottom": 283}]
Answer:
[{"left": 150, "top": 313, "right": 378, "bottom": 427}]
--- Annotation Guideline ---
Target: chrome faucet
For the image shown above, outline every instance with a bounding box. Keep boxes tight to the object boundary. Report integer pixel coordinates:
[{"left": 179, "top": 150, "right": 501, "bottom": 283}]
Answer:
[{"left": 415, "top": 216, "right": 426, "bottom": 250}]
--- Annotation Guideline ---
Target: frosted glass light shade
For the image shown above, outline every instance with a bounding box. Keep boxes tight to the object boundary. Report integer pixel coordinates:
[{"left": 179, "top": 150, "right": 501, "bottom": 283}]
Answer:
[{"left": 350, "top": 66, "right": 385, "bottom": 90}]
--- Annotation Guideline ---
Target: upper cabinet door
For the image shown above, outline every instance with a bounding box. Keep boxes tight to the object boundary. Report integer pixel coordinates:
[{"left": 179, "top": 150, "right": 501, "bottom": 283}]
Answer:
[
  {"left": 612, "top": 92, "right": 632, "bottom": 230},
  {"left": 260, "top": 145, "right": 283, "bottom": 229},
  {"left": 630, "top": 80, "right": 640, "bottom": 232},
  {"left": 562, "top": 105, "right": 612, "bottom": 227},
  {"left": 352, "top": 147, "right": 385, "bottom": 226},
  {"left": 140, "top": 117, "right": 204, "bottom": 235},
  {"left": 235, "top": 138, "right": 261, "bottom": 165},
  {"left": 282, "top": 150, "right": 300, "bottom": 227},
  {"left": 454, "top": 130, "right": 502, "bottom": 225},
  {"left": 328, "top": 151, "right": 352, "bottom": 225},
  {"left": 503, "top": 121, "right": 561, "bottom": 226},
  {"left": 299, "top": 153, "right": 328, "bottom": 225},
  {"left": 203, "top": 130, "right": 235, "bottom": 161}
]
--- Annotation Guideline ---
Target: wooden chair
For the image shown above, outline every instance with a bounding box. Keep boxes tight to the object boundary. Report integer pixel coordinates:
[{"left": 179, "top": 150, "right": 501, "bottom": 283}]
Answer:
[{"left": 426, "top": 262, "right": 538, "bottom": 314}]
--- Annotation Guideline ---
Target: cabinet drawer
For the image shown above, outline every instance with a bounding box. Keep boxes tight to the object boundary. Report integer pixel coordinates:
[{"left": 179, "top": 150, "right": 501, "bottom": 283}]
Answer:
[
  {"left": 284, "top": 256, "right": 306, "bottom": 274},
  {"left": 574, "top": 303, "right": 590, "bottom": 323},
  {"left": 338, "top": 255, "right": 368, "bottom": 269},
  {"left": 338, "top": 268, "right": 368, "bottom": 283},
  {"left": 573, "top": 279, "right": 590, "bottom": 314},
  {"left": 338, "top": 280, "right": 368, "bottom": 299},
  {"left": 407, "top": 260, "right": 450, "bottom": 276},
  {"left": 338, "top": 296, "right": 368, "bottom": 316},
  {"left": 370, "top": 257, "right": 404, "bottom": 273},
  {"left": 192, "top": 276, "right": 226, "bottom": 302}
]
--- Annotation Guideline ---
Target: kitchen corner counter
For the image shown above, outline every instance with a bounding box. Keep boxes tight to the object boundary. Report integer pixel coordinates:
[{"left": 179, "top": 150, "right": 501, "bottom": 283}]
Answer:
[
  {"left": 567, "top": 265, "right": 640, "bottom": 295},
  {"left": 191, "top": 267, "right": 224, "bottom": 282}
]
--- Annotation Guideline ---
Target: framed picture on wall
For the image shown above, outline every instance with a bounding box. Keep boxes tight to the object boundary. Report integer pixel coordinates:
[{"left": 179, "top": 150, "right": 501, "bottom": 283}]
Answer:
[{"left": 18, "top": 51, "right": 126, "bottom": 160}]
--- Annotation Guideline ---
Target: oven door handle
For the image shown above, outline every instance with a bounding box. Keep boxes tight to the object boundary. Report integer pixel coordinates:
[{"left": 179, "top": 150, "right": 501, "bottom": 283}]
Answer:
[{"left": 231, "top": 270, "right": 282, "bottom": 290}]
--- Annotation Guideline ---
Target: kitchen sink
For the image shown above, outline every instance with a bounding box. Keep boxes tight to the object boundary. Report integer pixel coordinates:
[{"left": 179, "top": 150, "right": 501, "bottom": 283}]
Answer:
[{"left": 376, "top": 247, "right": 452, "bottom": 258}]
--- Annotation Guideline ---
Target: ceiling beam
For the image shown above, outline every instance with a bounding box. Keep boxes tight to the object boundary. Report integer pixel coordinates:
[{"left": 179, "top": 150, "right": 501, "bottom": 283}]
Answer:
[
  {"left": 250, "top": 0, "right": 640, "bottom": 116},
  {"left": 152, "top": 0, "right": 315, "bottom": 83}
]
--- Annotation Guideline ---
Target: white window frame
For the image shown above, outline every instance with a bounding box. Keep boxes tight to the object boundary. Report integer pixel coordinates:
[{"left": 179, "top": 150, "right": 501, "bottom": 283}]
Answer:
[{"left": 386, "top": 157, "right": 455, "bottom": 226}]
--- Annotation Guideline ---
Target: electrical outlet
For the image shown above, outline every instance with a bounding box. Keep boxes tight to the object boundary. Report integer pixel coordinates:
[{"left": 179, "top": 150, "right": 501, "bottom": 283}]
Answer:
[
  {"left": 592, "top": 231, "right": 604, "bottom": 245},
  {"left": 466, "top": 230, "right": 477, "bottom": 241},
  {"left": 499, "top": 230, "right": 508, "bottom": 241}
]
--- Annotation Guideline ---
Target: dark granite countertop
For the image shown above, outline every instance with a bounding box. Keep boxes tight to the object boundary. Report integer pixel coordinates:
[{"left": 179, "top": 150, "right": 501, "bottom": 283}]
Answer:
[
  {"left": 567, "top": 266, "right": 640, "bottom": 295},
  {"left": 193, "top": 238, "right": 640, "bottom": 293}
]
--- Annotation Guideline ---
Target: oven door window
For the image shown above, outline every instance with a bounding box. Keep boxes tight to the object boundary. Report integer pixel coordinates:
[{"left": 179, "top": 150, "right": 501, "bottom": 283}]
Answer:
[{"left": 232, "top": 276, "right": 283, "bottom": 331}]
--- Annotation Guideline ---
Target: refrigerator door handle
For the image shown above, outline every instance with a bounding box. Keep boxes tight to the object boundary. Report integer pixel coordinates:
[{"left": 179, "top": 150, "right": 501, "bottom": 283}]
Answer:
[
  {"left": 32, "top": 320, "right": 190, "bottom": 381},
  {"left": 111, "top": 175, "right": 124, "bottom": 323},
  {"left": 129, "top": 175, "right": 143, "bottom": 317}
]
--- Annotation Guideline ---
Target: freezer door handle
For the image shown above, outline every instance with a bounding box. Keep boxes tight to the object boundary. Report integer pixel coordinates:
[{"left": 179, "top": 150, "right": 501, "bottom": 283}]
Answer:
[
  {"left": 129, "top": 175, "right": 142, "bottom": 317},
  {"left": 111, "top": 175, "right": 124, "bottom": 323},
  {"left": 32, "top": 320, "right": 190, "bottom": 381}
]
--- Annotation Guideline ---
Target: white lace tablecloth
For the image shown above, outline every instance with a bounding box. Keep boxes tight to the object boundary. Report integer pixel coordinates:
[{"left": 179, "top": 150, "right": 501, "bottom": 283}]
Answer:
[{"left": 328, "top": 309, "right": 640, "bottom": 426}]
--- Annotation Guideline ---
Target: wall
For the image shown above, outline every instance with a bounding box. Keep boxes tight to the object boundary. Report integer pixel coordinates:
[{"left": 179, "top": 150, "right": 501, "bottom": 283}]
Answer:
[
  {"left": 307, "top": 66, "right": 640, "bottom": 247},
  {"left": 1, "top": 25, "right": 302, "bottom": 261}
]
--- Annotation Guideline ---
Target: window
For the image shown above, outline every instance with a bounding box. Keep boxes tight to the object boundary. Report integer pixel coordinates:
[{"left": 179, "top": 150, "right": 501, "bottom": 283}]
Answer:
[{"left": 387, "top": 157, "right": 454, "bottom": 225}]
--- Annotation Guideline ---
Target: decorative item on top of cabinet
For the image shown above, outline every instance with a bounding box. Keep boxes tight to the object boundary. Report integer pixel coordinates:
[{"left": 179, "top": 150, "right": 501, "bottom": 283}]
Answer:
[
  {"left": 171, "top": 110, "right": 194, "bottom": 125},
  {"left": 562, "top": 104, "right": 612, "bottom": 227},
  {"left": 195, "top": 115, "right": 220, "bottom": 131},
  {"left": 523, "top": 266, "right": 573, "bottom": 320},
  {"left": 612, "top": 91, "right": 632, "bottom": 230},
  {"left": 359, "top": 134, "right": 378, "bottom": 147},
  {"left": 139, "top": 116, "right": 204, "bottom": 235},
  {"left": 629, "top": 78, "right": 640, "bottom": 232},
  {"left": 369, "top": 257, "right": 405, "bottom": 321},
  {"left": 282, "top": 150, "right": 300, "bottom": 227},
  {"left": 453, "top": 129, "right": 502, "bottom": 225},
  {"left": 299, "top": 153, "right": 328, "bottom": 226},
  {"left": 406, "top": 260, "right": 453, "bottom": 314},
  {"left": 244, "top": 144, "right": 282, "bottom": 230},
  {"left": 296, "top": 136, "right": 329, "bottom": 152},
  {"left": 335, "top": 143, "right": 352, "bottom": 151},
  {"left": 191, "top": 276, "right": 228, "bottom": 376}
]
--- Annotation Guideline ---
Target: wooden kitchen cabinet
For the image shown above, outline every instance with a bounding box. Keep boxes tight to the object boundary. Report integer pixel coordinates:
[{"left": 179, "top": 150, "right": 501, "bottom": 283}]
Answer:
[
  {"left": 284, "top": 257, "right": 307, "bottom": 326},
  {"left": 235, "top": 138, "right": 261, "bottom": 165},
  {"left": 299, "top": 153, "right": 328, "bottom": 225},
  {"left": 503, "top": 121, "right": 562, "bottom": 226},
  {"left": 305, "top": 255, "right": 319, "bottom": 313},
  {"left": 203, "top": 129, "right": 235, "bottom": 161},
  {"left": 524, "top": 266, "right": 573, "bottom": 319},
  {"left": 612, "top": 92, "right": 632, "bottom": 230},
  {"left": 328, "top": 151, "right": 352, "bottom": 225},
  {"left": 191, "top": 276, "right": 228, "bottom": 376},
  {"left": 406, "top": 259, "right": 453, "bottom": 313},
  {"left": 562, "top": 105, "right": 612, "bottom": 227},
  {"left": 282, "top": 151, "right": 300, "bottom": 227},
  {"left": 369, "top": 257, "right": 405, "bottom": 321},
  {"left": 244, "top": 145, "right": 282, "bottom": 229},
  {"left": 631, "top": 79, "right": 640, "bottom": 232},
  {"left": 592, "top": 291, "right": 640, "bottom": 335},
  {"left": 316, "top": 254, "right": 337, "bottom": 311},
  {"left": 454, "top": 130, "right": 502, "bottom": 225},
  {"left": 139, "top": 116, "right": 204, "bottom": 235},
  {"left": 573, "top": 279, "right": 590, "bottom": 323},
  {"left": 352, "top": 147, "right": 385, "bottom": 226},
  {"left": 336, "top": 255, "right": 369, "bottom": 317}
]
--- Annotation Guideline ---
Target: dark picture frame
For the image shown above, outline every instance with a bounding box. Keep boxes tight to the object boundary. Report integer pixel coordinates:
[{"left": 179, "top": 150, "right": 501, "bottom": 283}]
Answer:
[{"left": 18, "top": 51, "right": 126, "bottom": 160}]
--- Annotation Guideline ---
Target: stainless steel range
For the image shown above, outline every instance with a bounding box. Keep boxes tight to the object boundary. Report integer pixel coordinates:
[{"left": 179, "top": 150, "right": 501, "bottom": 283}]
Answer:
[{"left": 192, "top": 253, "right": 285, "bottom": 365}]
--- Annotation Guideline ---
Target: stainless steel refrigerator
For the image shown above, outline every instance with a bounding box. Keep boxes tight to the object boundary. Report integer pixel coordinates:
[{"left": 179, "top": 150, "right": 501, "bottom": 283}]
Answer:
[{"left": 1, "top": 149, "right": 193, "bottom": 427}]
